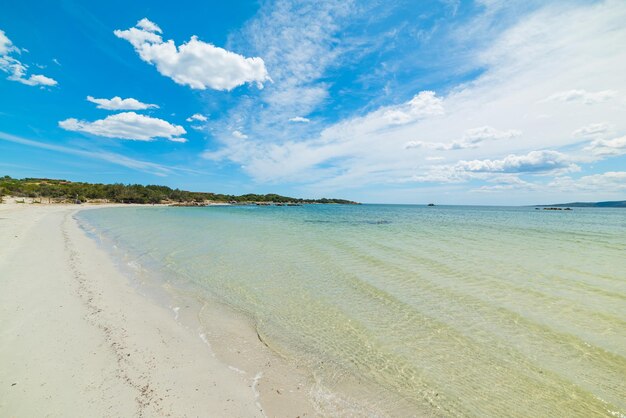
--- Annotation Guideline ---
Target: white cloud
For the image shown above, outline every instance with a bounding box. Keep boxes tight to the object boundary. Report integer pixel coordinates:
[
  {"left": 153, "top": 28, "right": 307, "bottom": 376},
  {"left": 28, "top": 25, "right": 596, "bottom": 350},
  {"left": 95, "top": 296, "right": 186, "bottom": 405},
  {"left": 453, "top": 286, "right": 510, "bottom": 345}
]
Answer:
[
  {"left": 0, "top": 29, "right": 57, "bottom": 87},
  {"left": 289, "top": 116, "right": 311, "bottom": 123},
  {"left": 205, "top": 89, "right": 446, "bottom": 183},
  {"left": 405, "top": 140, "right": 428, "bottom": 150},
  {"left": 472, "top": 176, "right": 538, "bottom": 193},
  {"left": 462, "top": 126, "right": 521, "bottom": 144},
  {"left": 186, "top": 113, "right": 208, "bottom": 122},
  {"left": 232, "top": 130, "right": 248, "bottom": 139},
  {"left": 549, "top": 171, "right": 626, "bottom": 192},
  {"left": 168, "top": 137, "right": 187, "bottom": 143},
  {"left": 13, "top": 73, "right": 57, "bottom": 86},
  {"left": 406, "top": 126, "right": 520, "bottom": 150},
  {"left": 400, "top": 167, "right": 469, "bottom": 184},
  {"left": 114, "top": 19, "right": 270, "bottom": 91},
  {"left": 382, "top": 91, "right": 444, "bottom": 125},
  {"left": 405, "top": 140, "right": 463, "bottom": 151},
  {"left": 87, "top": 95, "right": 158, "bottom": 110},
  {"left": 572, "top": 122, "right": 610, "bottom": 138},
  {"left": 0, "top": 30, "right": 13, "bottom": 55},
  {"left": 473, "top": 170, "right": 626, "bottom": 196},
  {"left": 136, "top": 18, "right": 162, "bottom": 33},
  {"left": 203, "top": 1, "right": 626, "bottom": 202},
  {"left": 545, "top": 89, "right": 617, "bottom": 105},
  {"left": 321, "top": 90, "right": 445, "bottom": 141},
  {"left": 58, "top": 112, "right": 186, "bottom": 142},
  {"left": 456, "top": 150, "right": 578, "bottom": 174},
  {"left": 584, "top": 135, "right": 626, "bottom": 157}
]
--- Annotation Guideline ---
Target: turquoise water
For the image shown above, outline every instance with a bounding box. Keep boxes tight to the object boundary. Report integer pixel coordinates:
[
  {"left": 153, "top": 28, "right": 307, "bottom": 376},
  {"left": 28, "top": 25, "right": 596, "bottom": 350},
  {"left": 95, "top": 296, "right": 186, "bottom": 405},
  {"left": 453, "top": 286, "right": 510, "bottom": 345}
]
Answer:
[{"left": 77, "top": 205, "right": 626, "bottom": 417}]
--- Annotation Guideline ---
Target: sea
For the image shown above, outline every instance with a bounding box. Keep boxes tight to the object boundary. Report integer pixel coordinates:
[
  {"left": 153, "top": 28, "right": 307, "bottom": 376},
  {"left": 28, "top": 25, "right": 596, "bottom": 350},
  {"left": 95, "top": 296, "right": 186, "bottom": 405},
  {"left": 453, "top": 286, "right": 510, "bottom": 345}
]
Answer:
[{"left": 76, "top": 204, "right": 626, "bottom": 417}]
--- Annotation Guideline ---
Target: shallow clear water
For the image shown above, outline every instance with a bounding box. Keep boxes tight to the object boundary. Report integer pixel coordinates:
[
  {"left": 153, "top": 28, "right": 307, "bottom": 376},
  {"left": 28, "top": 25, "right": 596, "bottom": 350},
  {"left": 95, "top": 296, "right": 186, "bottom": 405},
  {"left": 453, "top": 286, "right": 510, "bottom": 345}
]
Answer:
[{"left": 78, "top": 205, "right": 626, "bottom": 417}]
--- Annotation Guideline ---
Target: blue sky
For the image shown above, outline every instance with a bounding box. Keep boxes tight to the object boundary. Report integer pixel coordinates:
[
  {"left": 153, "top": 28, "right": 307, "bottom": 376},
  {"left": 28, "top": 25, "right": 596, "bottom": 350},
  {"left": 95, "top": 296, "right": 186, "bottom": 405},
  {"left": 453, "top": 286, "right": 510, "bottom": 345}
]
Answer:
[{"left": 1, "top": 0, "right": 625, "bottom": 204}]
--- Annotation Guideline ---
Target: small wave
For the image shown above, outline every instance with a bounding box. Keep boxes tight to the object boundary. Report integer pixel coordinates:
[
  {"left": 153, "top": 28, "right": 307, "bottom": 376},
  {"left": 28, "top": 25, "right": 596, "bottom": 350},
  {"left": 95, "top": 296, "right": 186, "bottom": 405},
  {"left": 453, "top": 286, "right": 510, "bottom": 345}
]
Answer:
[
  {"left": 127, "top": 260, "right": 142, "bottom": 271},
  {"left": 228, "top": 365, "right": 246, "bottom": 375},
  {"left": 251, "top": 371, "right": 267, "bottom": 418},
  {"left": 304, "top": 219, "right": 392, "bottom": 225},
  {"left": 310, "top": 381, "right": 386, "bottom": 418},
  {"left": 198, "top": 332, "right": 216, "bottom": 357}
]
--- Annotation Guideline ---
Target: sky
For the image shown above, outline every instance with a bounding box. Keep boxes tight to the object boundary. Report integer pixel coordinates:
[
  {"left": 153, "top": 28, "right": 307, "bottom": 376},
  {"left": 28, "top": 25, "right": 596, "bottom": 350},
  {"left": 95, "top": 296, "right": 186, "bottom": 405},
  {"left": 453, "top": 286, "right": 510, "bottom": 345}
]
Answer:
[{"left": 1, "top": 0, "right": 625, "bottom": 204}]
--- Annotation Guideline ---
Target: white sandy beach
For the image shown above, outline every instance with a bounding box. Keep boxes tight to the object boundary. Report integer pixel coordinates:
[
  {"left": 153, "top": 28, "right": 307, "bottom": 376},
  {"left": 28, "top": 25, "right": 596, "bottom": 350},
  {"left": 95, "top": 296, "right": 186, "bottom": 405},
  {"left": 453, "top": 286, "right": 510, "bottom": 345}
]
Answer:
[{"left": 0, "top": 202, "right": 310, "bottom": 417}]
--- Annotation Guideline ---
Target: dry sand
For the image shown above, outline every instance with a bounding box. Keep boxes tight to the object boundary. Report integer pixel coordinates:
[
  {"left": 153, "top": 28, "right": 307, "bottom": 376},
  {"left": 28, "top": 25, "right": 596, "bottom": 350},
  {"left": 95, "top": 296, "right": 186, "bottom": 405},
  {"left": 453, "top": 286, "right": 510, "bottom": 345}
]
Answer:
[{"left": 0, "top": 202, "right": 275, "bottom": 417}]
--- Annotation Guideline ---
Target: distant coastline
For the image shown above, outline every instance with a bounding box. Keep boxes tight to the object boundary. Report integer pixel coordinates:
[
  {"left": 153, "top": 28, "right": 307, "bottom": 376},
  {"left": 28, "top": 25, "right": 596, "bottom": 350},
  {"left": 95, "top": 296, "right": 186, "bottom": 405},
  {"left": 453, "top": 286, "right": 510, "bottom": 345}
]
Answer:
[
  {"left": 0, "top": 175, "right": 359, "bottom": 206},
  {"left": 535, "top": 200, "right": 626, "bottom": 208}
]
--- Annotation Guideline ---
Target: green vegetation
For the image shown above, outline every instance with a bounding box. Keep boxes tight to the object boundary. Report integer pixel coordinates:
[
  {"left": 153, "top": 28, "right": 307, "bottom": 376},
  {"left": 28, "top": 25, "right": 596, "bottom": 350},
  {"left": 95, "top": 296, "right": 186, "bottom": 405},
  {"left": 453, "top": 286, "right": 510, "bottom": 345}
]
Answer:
[{"left": 0, "top": 175, "right": 358, "bottom": 205}]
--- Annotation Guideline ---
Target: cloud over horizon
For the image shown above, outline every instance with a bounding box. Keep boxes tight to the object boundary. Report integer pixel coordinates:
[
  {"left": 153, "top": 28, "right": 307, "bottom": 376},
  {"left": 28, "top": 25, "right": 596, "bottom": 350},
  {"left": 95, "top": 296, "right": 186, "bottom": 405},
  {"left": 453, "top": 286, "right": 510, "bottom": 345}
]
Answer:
[
  {"left": 202, "top": 0, "right": 626, "bottom": 203},
  {"left": 455, "top": 150, "right": 578, "bottom": 174},
  {"left": 2, "top": 1, "right": 626, "bottom": 204},
  {"left": 585, "top": 135, "right": 626, "bottom": 157}
]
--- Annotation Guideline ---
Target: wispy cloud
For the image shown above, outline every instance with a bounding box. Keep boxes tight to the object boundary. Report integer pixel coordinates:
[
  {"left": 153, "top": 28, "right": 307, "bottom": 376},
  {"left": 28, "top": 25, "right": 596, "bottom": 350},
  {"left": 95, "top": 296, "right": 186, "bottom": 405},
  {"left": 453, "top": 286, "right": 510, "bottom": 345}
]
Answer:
[
  {"left": 231, "top": 130, "right": 248, "bottom": 139},
  {"left": 471, "top": 175, "right": 538, "bottom": 193},
  {"left": 473, "top": 170, "right": 626, "bottom": 196},
  {"left": 572, "top": 122, "right": 611, "bottom": 138},
  {"left": 204, "top": 90, "right": 446, "bottom": 183},
  {"left": 204, "top": 0, "right": 362, "bottom": 158},
  {"left": 239, "top": 0, "right": 354, "bottom": 113},
  {"left": 544, "top": 89, "right": 617, "bottom": 105},
  {"left": 204, "top": 0, "right": 626, "bottom": 195},
  {"left": 0, "top": 29, "right": 57, "bottom": 87},
  {"left": 549, "top": 171, "right": 626, "bottom": 192},
  {"left": 406, "top": 126, "right": 520, "bottom": 150},
  {"left": 0, "top": 131, "right": 179, "bottom": 176}
]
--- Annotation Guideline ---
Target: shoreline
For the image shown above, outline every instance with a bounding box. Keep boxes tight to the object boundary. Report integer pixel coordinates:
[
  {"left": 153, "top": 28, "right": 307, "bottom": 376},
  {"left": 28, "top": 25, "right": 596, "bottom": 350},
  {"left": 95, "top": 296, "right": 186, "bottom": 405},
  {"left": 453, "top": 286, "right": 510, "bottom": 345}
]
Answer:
[
  {"left": 0, "top": 202, "right": 316, "bottom": 417},
  {"left": 74, "top": 206, "right": 424, "bottom": 417},
  {"left": 3, "top": 201, "right": 623, "bottom": 416},
  {"left": 76, "top": 205, "right": 324, "bottom": 417}
]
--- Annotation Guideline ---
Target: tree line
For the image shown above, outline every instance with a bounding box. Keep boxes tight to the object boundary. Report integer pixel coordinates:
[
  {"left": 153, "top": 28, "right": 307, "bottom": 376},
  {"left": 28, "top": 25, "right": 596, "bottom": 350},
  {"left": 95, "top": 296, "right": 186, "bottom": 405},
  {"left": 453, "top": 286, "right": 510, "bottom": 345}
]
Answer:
[{"left": 0, "top": 176, "right": 357, "bottom": 205}]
